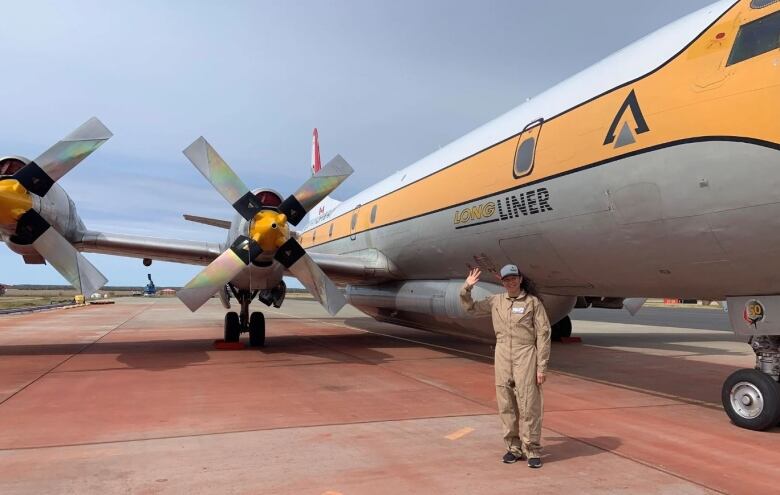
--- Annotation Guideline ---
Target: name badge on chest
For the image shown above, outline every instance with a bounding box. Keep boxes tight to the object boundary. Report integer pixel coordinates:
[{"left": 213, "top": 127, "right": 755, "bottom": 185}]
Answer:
[{"left": 512, "top": 307, "right": 525, "bottom": 315}]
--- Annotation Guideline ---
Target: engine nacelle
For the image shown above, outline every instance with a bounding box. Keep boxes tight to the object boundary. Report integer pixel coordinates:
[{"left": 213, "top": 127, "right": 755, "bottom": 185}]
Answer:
[
  {"left": 1, "top": 155, "right": 87, "bottom": 262},
  {"left": 346, "top": 280, "right": 577, "bottom": 343}
]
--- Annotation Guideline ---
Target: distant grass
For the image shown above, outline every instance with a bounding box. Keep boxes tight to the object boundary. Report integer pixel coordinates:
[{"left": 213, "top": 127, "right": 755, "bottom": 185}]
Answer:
[{"left": 0, "top": 297, "right": 73, "bottom": 310}]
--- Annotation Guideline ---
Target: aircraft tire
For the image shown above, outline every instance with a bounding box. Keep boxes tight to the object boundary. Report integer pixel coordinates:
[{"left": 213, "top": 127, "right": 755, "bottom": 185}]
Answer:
[
  {"left": 722, "top": 368, "right": 780, "bottom": 431},
  {"left": 551, "top": 315, "right": 572, "bottom": 341},
  {"left": 224, "top": 312, "right": 241, "bottom": 343},
  {"left": 249, "top": 312, "right": 265, "bottom": 347}
]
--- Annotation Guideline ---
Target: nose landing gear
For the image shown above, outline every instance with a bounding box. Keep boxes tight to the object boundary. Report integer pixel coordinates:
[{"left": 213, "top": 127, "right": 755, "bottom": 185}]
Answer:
[
  {"left": 722, "top": 336, "right": 780, "bottom": 430},
  {"left": 223, "top": 286, "right": 266, "bottom": 347}
]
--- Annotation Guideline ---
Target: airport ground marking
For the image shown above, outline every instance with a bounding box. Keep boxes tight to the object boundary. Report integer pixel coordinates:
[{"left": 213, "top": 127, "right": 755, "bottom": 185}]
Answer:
[{"left": 445, "top": 427, "right": 474, "bottom": 440}]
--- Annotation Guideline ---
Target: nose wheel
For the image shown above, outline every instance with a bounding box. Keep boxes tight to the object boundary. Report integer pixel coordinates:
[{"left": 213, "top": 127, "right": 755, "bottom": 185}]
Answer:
[
  {"left": 223, "top": 287, "right": 266, "bottom": 347},
  {"left": 249, "top": 312, "right": 265, "bottom": 347},
  {"left": 224, "top": 312, "right": 241, "bottom": 343}
]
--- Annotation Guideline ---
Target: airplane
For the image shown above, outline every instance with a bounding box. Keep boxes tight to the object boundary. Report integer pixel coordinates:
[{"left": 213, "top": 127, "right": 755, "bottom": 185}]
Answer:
[{"left": 0, "top": 0, "right": 779, "bottom": 431}]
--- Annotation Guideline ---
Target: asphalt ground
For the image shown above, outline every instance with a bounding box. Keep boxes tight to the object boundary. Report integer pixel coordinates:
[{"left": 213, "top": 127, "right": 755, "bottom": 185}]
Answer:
[{"left": 0, "top": 298, "right": 776, "bottom": 495}]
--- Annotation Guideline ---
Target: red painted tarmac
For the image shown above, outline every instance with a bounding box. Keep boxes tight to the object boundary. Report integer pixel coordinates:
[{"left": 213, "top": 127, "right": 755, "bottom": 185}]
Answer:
[{"left": 0, "top": 298, "right": 777, "bottom": 494}]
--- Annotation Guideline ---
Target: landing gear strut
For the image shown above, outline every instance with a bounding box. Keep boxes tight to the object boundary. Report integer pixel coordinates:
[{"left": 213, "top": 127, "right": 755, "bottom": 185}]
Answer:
[
  {"left": 223, "top": 286, "right": 266, "bottom": 347},
  {"left": 722, "top": 336, "right": 780, "bottom": 430}
]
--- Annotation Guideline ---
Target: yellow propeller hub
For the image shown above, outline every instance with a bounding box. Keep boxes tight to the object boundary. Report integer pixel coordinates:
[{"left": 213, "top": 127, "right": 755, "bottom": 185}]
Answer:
[
  {"left": 249, "top": 210, "right": 289, "bottom": 252},
  {"left": 0, "top": 179, "right": 32, "bottom": 226}
]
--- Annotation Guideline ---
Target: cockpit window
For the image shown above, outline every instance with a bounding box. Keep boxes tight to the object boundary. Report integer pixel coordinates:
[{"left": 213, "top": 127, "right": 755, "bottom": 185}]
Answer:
[
  {"left": 751, "top": 0, "right": 780, "bottom": 9},
  {"left": 727, "top": 10, "right": 780, "bottom": 66}
]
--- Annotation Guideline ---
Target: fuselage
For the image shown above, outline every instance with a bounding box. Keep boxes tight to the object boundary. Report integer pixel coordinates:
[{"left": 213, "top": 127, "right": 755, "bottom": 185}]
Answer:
[{"left": 300, "top": 0, "right": 780, "bottom": 301}]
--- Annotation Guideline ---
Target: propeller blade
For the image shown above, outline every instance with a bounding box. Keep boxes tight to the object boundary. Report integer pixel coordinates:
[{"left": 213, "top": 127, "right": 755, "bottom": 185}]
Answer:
[
  {"left": 274, "top": 238, "right": 346, "bottom": 315},
  {"left": 12, "top": 210, "right": 107, "bottom": 296},
  {"left": 278, "top": 154, "right": 353, "bottom": 226},
  {"left": 13, "top": 117, "right": 112, "bottom": 197},
  {"left": 182, "top": 137, "right": 262, "bottom": 221},
  {"left": 177, "top": 235, "right": 262, "bottom": 312}
]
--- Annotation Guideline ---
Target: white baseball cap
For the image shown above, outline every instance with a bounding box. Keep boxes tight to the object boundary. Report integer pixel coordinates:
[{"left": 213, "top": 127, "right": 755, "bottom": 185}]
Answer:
[{"left": 500, "top": 264, "right": 519, "bottom": 279}]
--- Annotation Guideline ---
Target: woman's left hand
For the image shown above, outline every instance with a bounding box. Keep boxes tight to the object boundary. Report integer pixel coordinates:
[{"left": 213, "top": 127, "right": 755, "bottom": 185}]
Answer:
[{"left": 536, "top": 372, "right": 546, "bottom": 386}]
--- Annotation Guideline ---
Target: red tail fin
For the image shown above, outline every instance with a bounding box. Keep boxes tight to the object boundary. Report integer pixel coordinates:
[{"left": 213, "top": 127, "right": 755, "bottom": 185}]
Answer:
[{"left": 311, "top": 128, "right": 321, "bottom": 175}]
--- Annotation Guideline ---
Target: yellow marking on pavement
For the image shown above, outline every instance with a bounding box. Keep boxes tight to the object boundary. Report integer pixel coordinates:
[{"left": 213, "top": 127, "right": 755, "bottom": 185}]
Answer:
[
  {"left": 445, "top": 427, "right": 474, "bottom": 440},
  {"left": 321, "top": 491, "right": 343, "bottom": 495}
]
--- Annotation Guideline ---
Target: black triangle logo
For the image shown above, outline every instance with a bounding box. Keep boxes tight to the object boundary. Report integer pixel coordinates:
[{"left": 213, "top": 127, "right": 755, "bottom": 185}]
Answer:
[{"left": 603, "top": 89, "right": 650, "bottom": 146}]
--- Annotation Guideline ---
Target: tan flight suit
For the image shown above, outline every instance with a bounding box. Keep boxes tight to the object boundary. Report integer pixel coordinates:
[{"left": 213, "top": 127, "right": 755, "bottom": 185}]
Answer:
[{"left": 460, "top": 283, "right": 551, "bottom": 459}]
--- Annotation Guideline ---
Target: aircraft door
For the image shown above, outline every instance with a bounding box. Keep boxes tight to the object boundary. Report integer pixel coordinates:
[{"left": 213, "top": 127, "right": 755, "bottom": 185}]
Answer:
[
  {"left": 350, "top": 204, "right": 361, "bottom": 241},
  {"left": 513, "top": 118, "right": 543, "bottom": 179}
]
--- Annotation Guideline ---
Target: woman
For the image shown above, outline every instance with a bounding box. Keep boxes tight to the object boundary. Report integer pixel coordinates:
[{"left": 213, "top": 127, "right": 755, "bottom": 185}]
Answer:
[{"left": 460, "top": 264, "right": 551, "bottom": 468}]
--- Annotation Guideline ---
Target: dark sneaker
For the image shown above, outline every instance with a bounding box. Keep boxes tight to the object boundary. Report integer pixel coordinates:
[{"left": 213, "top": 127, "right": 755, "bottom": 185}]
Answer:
[
  {"left": 527, "top": 457, "right": 542, "bottom": 469},
  {"left": 502, "top": 451, "right": 522, "bottom": 464}
]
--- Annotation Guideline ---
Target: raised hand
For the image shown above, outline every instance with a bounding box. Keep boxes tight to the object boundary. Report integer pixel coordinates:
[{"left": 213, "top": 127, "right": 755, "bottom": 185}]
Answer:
[{"left": 466, "top": 267, "right": 481, "bottom": 287}]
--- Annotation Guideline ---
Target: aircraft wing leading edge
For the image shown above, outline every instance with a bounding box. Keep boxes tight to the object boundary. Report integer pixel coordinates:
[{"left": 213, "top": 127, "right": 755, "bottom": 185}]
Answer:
[{"left": 76, "top": 230, "right": 223, "bottom": 266}]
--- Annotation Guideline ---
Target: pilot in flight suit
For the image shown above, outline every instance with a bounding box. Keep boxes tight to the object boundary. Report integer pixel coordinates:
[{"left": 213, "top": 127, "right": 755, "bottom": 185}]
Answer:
[{"left": 460, "top": 264, "right": 551, "bottom": 468}]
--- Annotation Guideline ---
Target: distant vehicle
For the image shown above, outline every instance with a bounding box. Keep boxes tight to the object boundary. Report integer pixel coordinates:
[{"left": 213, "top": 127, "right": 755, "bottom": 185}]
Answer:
[
  {"left": 0, "top": 284, "right": 6, "bottom": 297},
  {"left": 144, "top": 274, "right": 156, "bottom": 297}
]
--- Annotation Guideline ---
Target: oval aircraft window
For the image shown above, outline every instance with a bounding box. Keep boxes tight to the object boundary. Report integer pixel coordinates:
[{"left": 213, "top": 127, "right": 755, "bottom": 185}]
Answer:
[
  {"left": 751, "top": 0, "right": 780, "bottom": 9},
  {"left": 727, "top": 10, "right": 780, "bottom": 66},
  {"left": 329, "top": 224, "right": 334, "bottom": 238},
  {"left": 514, "top": 137, "right": 536, "bottom": 177},
  {"left": 370, "top": 205, "right": 378, "bottom": 223}
]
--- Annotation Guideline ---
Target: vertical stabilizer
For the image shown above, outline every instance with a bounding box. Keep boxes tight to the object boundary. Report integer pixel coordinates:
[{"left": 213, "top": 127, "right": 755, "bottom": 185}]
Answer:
[{"left": 301, "top": 128, "right": 343, "bottom": 229}]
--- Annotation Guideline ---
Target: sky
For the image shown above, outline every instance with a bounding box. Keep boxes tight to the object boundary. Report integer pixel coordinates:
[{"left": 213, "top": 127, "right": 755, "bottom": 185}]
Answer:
[{"left": 0, "top": 0, "right": 717, "bottom": 288}]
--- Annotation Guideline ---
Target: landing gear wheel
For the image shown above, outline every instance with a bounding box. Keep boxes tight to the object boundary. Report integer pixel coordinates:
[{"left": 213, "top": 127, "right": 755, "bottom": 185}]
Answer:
[
  {"left": 722, "top": 368, "right": 780, "bottom": 431},
  {"left": 551, "top": 316, "right": 572, "bottom": 341},
  {"left": 249, "top": 312, "right": 265, "bottom": 347},
  {"left": 224, "top": 312, "right": 241, "bottom": 343}
]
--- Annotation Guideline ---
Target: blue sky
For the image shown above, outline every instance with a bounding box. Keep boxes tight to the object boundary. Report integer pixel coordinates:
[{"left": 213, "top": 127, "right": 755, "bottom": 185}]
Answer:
[{"left": 1, "top": 0, "right": 716, "bottom": 288}]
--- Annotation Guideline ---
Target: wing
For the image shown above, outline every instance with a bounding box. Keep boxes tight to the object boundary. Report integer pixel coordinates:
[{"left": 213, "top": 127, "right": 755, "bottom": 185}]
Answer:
[{"left": 76, "top": 230, "right": 223, "bottom": 266}]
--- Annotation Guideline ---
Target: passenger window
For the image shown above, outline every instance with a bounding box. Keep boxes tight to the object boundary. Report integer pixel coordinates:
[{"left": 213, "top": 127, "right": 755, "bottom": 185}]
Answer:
[
  {"left": 370, "top": 205, "right": 378, "bottom": 223},
  {"left": 329, "top": 224, "right": 333, "bottom": 238},
  {"left": 514, "top": 137, "right": 536, "bottom": 177},
  {"left": 351, "top": 213, "right": 357, "bottom": 230},
  {"left": 751, "top": 0, "right": 779, "bottom": 9},
  {"left": 727, "top": 10, "right": 780, "bottom": 66}
]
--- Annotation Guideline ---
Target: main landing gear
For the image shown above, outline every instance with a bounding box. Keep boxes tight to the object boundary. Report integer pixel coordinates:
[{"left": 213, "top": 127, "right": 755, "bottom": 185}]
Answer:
[
  {"left": 551, "top": 316, "right": 572, "bottom": 341},
  {"left": 223, "top": 286, "right": 266, "bottom": 347},
  {"left": 722, "top": 336, "right": 780, "bottom": 430}
]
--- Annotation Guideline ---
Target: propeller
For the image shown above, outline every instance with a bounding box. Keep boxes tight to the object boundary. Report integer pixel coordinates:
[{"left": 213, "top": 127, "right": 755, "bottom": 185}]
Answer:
[
  {"left": 0, "top": 118, "right": 111, "bottom": 296},
  {"left": 278, "top": 154, "right": 352, "bottom": 226},
  {"left": 177, "top": 137, "right": 352, "bottom": 314},
  {"left": 274, "top": 238, "right": 345, "bottom": 315}
]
